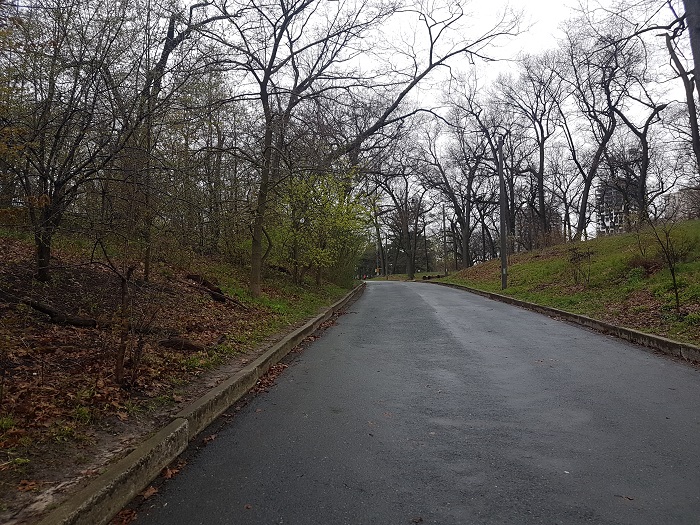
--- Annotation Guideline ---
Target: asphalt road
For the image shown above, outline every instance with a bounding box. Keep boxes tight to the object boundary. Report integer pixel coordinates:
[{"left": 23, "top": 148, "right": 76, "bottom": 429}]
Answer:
[{"left": 136, "top": 281, "right": 700, "bottom": 525}]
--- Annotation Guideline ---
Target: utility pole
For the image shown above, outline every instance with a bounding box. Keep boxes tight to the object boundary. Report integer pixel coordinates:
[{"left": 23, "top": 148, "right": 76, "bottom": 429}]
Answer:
[
  {"left": 498, "top": 135, "right": 508, "bottom": 290},
  {"left": 376, "top": 234, "right": 380, "bottom": 277},
  {"left": 442, "top": 205, "right": 448, "bottom": 275}
]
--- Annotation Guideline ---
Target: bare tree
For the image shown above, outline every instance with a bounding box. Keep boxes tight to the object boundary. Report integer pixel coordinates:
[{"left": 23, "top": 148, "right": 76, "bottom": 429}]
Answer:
[
  {"left": 683, "top": 0, "right": 700, "bottom": 74},
  {"left": 497, "top": 51, "right": 564, "bottom": 245},
  {"left": 2, "top": 0, "right": 135, "bottom": 281},
  {"left": 419, "top": 117, "right": 489, "bottom": 268},
  {"left": 665, "top": 20, "right": 700, "bottom": 176},
  {"left": 556, "top": 21, "right": 626, "bottom": 240},
  {"left": 373, "top": 137, "right": 431, "bottom": 280},
  {"left": 212, "top": 0, "right": 518, "bottom": 295},
  {"left": 547, "top": 143, "right": 584, "bottom": 240},
  {"left": 0, "top": 0, "right": 226, "bottom": 281}
]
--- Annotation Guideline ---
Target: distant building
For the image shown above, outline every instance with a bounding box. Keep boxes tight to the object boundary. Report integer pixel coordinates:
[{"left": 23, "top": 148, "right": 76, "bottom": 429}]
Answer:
[
  {"left": 663, "top": 187, "right": 700, "bottom": 220},
  {"left": 595, "top": 176, "right": 639, "bottom": 235},
  {"left": 595, "top": 146, "right": 647, "bottom": 235}
]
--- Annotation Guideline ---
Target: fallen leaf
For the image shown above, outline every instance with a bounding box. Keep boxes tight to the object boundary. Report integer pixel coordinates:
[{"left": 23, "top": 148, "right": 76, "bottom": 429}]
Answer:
[
  {"left": 161, "top": 467, "right": 180, "bottom": 479},
  {"left": 141, "top": 486, "right": 158, "bottom": 500},
  {"left": 117, "top": 411, "right": 128, "bottom": 421},
  {"left": 244, "top": 504, "right": 253, "bottom": 510},
  {"left": 111, "top": 509, "right": 137, "bottom": 525},
  {"left": 203, "top": 433, "right": 217, "bottom": 444},
  {"left": 17, "top": 479, "right": 38, "bottom": 492}
]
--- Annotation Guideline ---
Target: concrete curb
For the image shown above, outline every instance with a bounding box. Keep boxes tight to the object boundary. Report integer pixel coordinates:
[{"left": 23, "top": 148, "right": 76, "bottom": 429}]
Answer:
[
  {"left": 427, "top": 281, "right": 700, "bottom": 364},
  {"left": 37, "top": 283, "right": 366, "bottom": 525}
]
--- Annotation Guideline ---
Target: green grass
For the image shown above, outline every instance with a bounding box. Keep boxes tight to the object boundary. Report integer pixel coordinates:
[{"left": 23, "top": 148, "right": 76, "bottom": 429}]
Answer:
[
  {"left": 0, "top": 416, "right": 15, "bottom": 433},
  {"left": 440, "top": 220, "right": 700, "bottom": 346}
]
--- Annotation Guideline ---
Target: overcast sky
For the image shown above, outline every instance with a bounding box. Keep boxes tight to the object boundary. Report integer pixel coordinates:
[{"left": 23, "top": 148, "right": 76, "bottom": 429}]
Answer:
[
  {"left": 510, "top": 0, "right": 578, "bottom": 51},
  {"left": 484, "top": 0, "right": 580, "bottom": 60}
]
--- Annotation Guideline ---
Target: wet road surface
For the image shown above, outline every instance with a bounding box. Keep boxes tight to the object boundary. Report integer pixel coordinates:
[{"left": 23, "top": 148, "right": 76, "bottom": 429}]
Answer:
[{"left": 136, "top": 281, "right": 700, "bottom": 524}]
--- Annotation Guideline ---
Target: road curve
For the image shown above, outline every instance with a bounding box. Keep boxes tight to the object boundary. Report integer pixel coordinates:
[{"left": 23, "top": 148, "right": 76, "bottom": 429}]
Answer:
[{"left": 136, "top": 281, "right": 700, "bottom": 525}]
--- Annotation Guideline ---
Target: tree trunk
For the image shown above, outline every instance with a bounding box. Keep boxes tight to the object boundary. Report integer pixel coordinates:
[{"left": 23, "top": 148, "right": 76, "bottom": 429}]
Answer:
[
  {"left": 537, "top": 136, "right": 548, "bottom": 244},
  {"left": 34, "top": 203, "right": 60, "bottom": 282},
  {"left": 403, "top": 221, "right": 415, "bottom": 280},
  {"left": 373, "top": 216, "right": 386, "bottom": 276},
  {"left": 250, "top": 107, "right": 274, "bottom": 297},
  {"left": 575, "top": 180, "right": 594, "bottom": 241},
  {"left": 458, "top": 218, "right": 470, "bottom": 269},
  {"left": 684, "top": 0, "right": 700, "bottom": 78},
  {"left": 250, "top": 209, "right": 265, "bottom": 297},
  {"left": 666, "top": 34, "right": 700, "bottom": 177},
  {"left": 35, "top": 230, "right": 52, "bottom": 282},
  {"left": 406, "top": 252, "right": 415, "bottom": 280},
  {"left": 392, "top": 243, "right": 399, "bottom": 275},
  {"left": 574, "top": 122, "right": 616, "bottom": 241}
]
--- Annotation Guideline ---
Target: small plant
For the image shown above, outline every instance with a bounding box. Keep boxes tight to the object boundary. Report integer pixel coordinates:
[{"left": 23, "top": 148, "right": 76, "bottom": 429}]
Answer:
[
  {"left": 215, "top": 343, "right": 240, "bottom": 357},
  {"left": 51, "top": 422, "right": 77, "bottom": 442},
  {"left": 73, "top": 406, "right": 92, "bottom": 425},
  {"left": 568, "top": 246, "right": 593, "bottom": 285},
  {"left": 123, "top": 400, "right": 142, "bottom": 417},
  {"left": 182, "top": 354, "right": 206, "bottom": 370},
  {"left": 148, "top": 395, "right": 175, "bottom": 409},
  {"left": 647, "top": 217, "right": 696, "bottom": 314},
  {"left": 0, "top": 415, "right": 15, "bottom": 432},
  {"left": 1, "top": 457, "right": 31, "bottom": 474},
  {"left": 684, "top": 312, "right": 700, "bottom": 326},
  {"left": 625, "top": 266, "right": 647, "bottom": 285}
]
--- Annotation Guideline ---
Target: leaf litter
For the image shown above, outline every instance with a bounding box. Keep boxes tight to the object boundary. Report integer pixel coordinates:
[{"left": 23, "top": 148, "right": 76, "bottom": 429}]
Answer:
[{"left": 0, "top": 237, "right": 347, "bottom": 524}]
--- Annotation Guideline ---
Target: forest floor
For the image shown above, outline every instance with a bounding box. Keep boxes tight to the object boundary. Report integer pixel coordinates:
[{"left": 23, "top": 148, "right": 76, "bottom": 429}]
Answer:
[{"left": 0, "top": 233, "right": 349, "bottom": 525}]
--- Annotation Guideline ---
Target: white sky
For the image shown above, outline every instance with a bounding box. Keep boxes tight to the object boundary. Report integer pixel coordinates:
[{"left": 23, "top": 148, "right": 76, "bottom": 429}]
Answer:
[
  {"left": 473, "top": 0, "right": 580, "bottom": 67},
  {"left": 508, "top": 0, "right": 579, "bottom": 52},
  {"left": 404, "top": 0, "right": 582, "bottom": 105}
]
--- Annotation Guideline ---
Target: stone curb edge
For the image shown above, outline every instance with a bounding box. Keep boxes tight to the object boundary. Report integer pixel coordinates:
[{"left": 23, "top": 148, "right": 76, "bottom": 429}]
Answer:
[
  {"left": 426, "top": 281, "right": 700, "bottom": 364},
  {"left": 37, "top": 283, "right": 366, "bottom": 525}
]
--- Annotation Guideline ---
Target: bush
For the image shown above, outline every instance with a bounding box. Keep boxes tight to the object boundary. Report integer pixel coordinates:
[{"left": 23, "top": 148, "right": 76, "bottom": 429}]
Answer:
[{"left": 626, "top": 253, "right": 661, "bottom": 276}]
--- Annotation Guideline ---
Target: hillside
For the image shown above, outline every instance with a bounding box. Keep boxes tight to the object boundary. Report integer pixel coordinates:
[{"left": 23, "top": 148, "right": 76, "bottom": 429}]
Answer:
[
  {"left": 0, "top": 231, "right": 350, "bottom": 523},
  {"left": 442, "top": 220, "right": 700, "bottom": 347}
]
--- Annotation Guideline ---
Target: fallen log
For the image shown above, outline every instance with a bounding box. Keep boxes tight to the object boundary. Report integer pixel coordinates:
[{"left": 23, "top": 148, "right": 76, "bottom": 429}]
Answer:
[
  {"left": 23, "top": 299, "right": 98, "bottom": 328},
  {"left": 184, "top": 274, "right": 249, "bottom": 310},
  {"left": 159, "top": 336, "right": 206, "bottom": 353},
  {"left": 185, "top": 273, "right": 226, "bottom": 302},
  {"left": 21, "top": 298, "right": 181, "bottom": 338}
]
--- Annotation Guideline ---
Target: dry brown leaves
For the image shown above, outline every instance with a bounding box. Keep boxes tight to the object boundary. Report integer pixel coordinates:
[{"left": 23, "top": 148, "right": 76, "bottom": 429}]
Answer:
[
  {"left": 252, "top": 363, "right": 289, "bottom": 393},
  {"left": 0, "top": 237, "right": 277, "bottom": 522}
]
